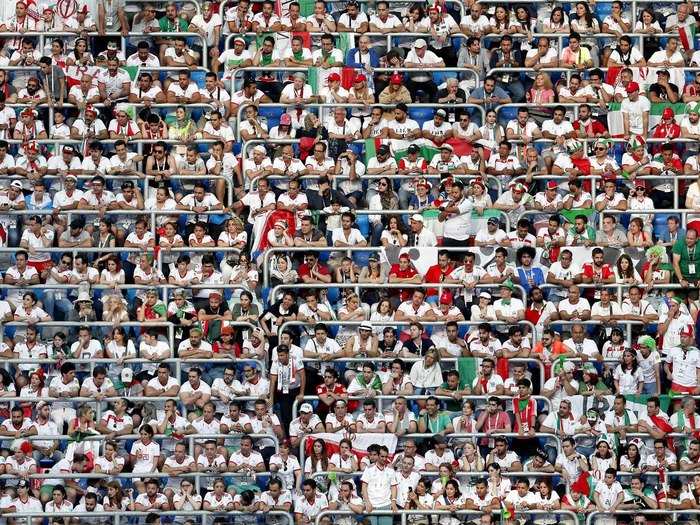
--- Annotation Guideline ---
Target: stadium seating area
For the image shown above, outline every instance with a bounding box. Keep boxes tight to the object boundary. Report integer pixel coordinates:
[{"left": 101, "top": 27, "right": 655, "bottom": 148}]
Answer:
[{"left": 1, "top": 0, "right": 700, "bottom": 523}]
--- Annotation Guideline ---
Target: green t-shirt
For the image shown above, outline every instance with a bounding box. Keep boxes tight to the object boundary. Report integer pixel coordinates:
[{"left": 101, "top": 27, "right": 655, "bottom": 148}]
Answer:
[
  {"left": 439, "top": 382, "right": 462, "bottom": 412},
  {"left": 159, "top": 16, "right": 189, "bottom": 32},
  {"left": 422, "top": 411, "right": 452, "bottom": 433},
  {"left": 672, "top": 237, "right": 700, "bottom": 280}
]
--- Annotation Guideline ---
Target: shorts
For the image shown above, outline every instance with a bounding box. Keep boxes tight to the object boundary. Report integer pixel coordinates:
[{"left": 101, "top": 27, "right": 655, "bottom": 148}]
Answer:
[{"left": 27, "top": 260, "right": 52, "bottom": 273}]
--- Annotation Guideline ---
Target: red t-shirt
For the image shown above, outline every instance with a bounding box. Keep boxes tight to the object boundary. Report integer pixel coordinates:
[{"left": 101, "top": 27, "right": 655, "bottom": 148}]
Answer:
[
  {"left": 581, "top": 262, "right": 614, "bottom": 280},
  {"left": 298, "top": 262, "right": 330, "bottom": 281},
  {"left": 423, "top": 263, "right": 455, "bottom": 297},
  {"left": 573, "top": 119, "right": 607, "bottom": 136},
  {"left": 389, "top": 264, "right": 419, "bottom": 302},
  {"left": 316, "top": 383, "right": 350, "bottom": 412}
]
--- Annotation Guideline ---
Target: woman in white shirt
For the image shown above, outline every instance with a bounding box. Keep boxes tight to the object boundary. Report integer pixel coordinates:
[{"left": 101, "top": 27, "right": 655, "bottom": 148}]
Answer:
[
  {"left": 129, "top": 424, "right": 160, "bottom": 492},
  {"left": 613, "top": 349, "right": 644, "bottom": 394},
  {"left": 459, "top": 442, "right": 484, "bottom": 472},
  {"left": 633, "top": 8, "right": 662, "bottom": 33},
  {"left": 204, "top": 478, "right": 234, "bottom": 511},
  {"left": 433, "top": 480, "right": 466, "bottom": 525},
  {"left": 269, "top": 441, "right": 302, "bottom": 490},
  {"left": 627, "top": 183, "right": 654, "bottom": 232},
  {"left": 532, "top": 479, "right": 560, "bottom": 525},
  {"left": 100, "top": 256, "right": 126, "bottom": 287},
  {"left": 540, "top": 7, "right": 570, "bottom": 33},
  {"left": 105, "top": 326, "right": 136, "bottom": 378},
  {"left": 173, "top": 479, "right": 203, "bottom": 510},
  {"left": 14, "top": 292, "right": 51, "bottom": 323},
  {"left": 304, "top": 438, "right": 330, "bottom": 474},
  {"left": 103, "top": 480, "right": 132, "bottom": 511},
  {"left": 405, "top": 478, "right": 434, "bottom": 525},
  {"left": 380, "top": 216, "right": 408, "bottom": 247},
  {"left": 329, "top": 438, "right": 359, "bottom": 473},
  {"left": 614, "top": 254, "right": 642, "bottom": 285},
  {"left": 44, "top": 485, "right": 74, "bottom": 514}
]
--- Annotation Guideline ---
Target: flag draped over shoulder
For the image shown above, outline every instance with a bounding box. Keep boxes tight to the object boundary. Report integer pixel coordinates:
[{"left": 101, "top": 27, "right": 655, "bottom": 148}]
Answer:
[
  {"left": 607, "top": 102, "right": 686, "bottom": 138},
  {"left": 680, "top": 21, "right": 697, "bottom": 51},
  {"left": 305, "top": 432, "right": 397, "bottom": 459}
]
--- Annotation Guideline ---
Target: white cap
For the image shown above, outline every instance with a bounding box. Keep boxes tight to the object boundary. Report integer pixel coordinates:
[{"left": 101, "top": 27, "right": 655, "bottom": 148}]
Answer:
[
  {"left": 414, "top": 38, "right": 427, "bottom": 48},
  {"left": 300, "top": 403, "right": 313, "bottom": 413},
  {"left": 252, "top": 145, "right": 267, "bottom": 155},
  {"left": 359, "top": 321, "right": 373, "bottom": 330},
  {"left": 410, "top": 214, "right": 424, "bottom": 223}
]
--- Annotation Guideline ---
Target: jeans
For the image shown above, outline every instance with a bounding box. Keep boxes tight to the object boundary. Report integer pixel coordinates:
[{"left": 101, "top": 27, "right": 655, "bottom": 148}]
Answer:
[
  {"left": 42, "top": 290, "right": 73, "bottom": 322},
  {"left": 642, "top": 381, "right": 658, "bottom": 394},
  {"left": 371, "top": 221, "right": 384, "bottom": 246},
  {"left": 497, "top": 79, "right": 525, "bottom": 103},
  {"left": 369, "top": 504, "right": 392, "bottom": 525}
]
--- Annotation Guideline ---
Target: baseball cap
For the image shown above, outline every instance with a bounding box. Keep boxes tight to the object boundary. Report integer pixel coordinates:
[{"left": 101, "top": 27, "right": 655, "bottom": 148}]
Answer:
[
  {"left": 354, "top": 73, "right": 367, "bottom": 83},
  {"left": 63, "top": 145, "right": 75, "bottom": 154},
  {"left": 407, "top": 144, "right": 420, "bottom": 154},
  {"left": 410, "top": 214, "right": 424, "bottom": 223},
  {"left": 121, "top": 367, "right": 134, "bottom": 384},
  {"left": 377, "top": 144, "right": 391, "bottom": 156},
  {"left": 280, "top": 113, "right": 292, "bottom": 125},
  {"left": 65, "top": 174, "right": 78, "bottom": 181},
  {"left": 657, "top": 69, "right": 670, "bottom": 76},
  {"left": 17, "top": 479, "right": 29, "bottom": 489},
  {"left": 293, "top": 72, "right": 306, "bottom": 81},
  {"left": 440, "top": 143, "right": 453, "bottom": 152},
  {"left": 107, "top": 41, "right": 118, "bottom": 50},
  {"left": 435, "top": 109, "right": 447, "bottom": 118},
  {"left": 10, "top": 180, "right": 22, "bottom": 189},
  {"left": 399, "top": 253, "right": 411, "bottom": 261},
  {"left": 233, "top": 36, "right": 246, "bottom": 46},
  {"left": 662, "top": 107, "right": 674, "bottom": 119},
  {"left": 546, "top": 180, "right": 558, "bottom": 190},
  {"left": 487, "top": 216, "right": 499, "bottom": 225},
  {"left": 414, "top": 38, "right": 427, "bottom": 48},
  {"left": 299, "top": 403, "right": 313, "bottom": 413},
  {"left": 359, "top": 321, "right": 373, "bottom": 331},
  {"left": 479, "top": 292, "right": 492, "bottom": 300},
  {"left": 439, "top": 292, "right": 452, "bottom": 304},
  {"left": 390, "top": 73, "right": 402, "bottom": 85},
  {"left": 681, "top": 324, "right": 695, "bottom": 337},
  {"left": 626, "top": 81, "right": 640, "bottom": 93},
  {"left": 368, "top": 253, "right": 379, "bottom": 262},
  {"left": 328, "top": 72, "right": 341, "bottom": 82}
]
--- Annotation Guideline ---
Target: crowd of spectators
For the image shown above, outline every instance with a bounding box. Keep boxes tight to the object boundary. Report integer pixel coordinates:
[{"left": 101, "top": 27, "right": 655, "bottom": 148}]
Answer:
[{"left": 0, "top": 0, "right": 698, "bottom": 524}]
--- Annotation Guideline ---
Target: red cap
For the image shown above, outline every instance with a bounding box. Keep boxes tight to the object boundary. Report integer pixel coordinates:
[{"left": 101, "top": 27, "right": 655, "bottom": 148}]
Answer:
[
  {"left": 354, "top": 74, "right": 367, "bottom": 83},
  {"left": 439, "top": 292, "right": 452, "bottom": 305},
  {"left": 20, "top": 441, "right": 33, "bottom": 454},
  {"left": 427, "top": 4, "right": 440, "bottom": 12},
  {"left": 390, "top": 73, "right": 402, "bottom": 85},
  {"left": 328, "top": 72, "right": 341, "bottom": 82},
  {"left": 626, "top": 81, "right": 640, "bottom": 93},
  {"left": 399, "top": 253, "right": 411, "bottom": 261},
  {"left": 662, "top": 107, "right": 674, "bottom": 119},
  {"left": 546, "top": 180, "right": 558, "bottom": 190},
  {"left": 681, "top": 324, "right": 695, "bottom": 337}
]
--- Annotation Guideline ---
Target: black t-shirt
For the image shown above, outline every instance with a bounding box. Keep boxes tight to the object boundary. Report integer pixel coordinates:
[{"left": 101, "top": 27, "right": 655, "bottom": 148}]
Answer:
[{"left": 648, "top": 82, "right": 679, "bottom": 101}]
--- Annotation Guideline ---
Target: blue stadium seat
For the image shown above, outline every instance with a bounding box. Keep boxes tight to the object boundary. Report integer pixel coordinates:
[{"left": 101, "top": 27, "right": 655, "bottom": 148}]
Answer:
[
  {"left": 355, "top": 214, "right": 370, "bottom": 237},
  {"left": 259, "top": 107, "right": 285, "bottom": 122},
  {"left": 190, "top": 70, "right": 207, "bottom": 89},
  {"left": 352, "top": 251, "right": 370, "bottom": 268},
  {"left": 498, "top": 106, "right": 518, "bottom": 125},
  {"left": 408, "top": 107, "right": 435, "bottom": 128}
]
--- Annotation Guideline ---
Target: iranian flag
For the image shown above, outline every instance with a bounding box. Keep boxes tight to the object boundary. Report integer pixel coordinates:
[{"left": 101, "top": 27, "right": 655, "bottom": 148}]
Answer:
[
  {"left": 305, "top": 432, "right": 398, "bottom": 460},
  {"left": 606, "top": 102, "right": 686, "bottom": 139},
  {"left": 680, "top": 21, "right": 697, "bottom": 51},
  {"left": 364, "top": 138, "right": 440, "bottom": 164}
]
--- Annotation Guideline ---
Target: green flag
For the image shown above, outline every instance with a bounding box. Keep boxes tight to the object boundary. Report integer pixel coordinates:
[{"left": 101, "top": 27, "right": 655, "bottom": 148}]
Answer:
[
  {"left": 559, "top": 207, "right": 595, "bottom": 225},
  {"left": 458, "top": 357, "right": 479, "bottom": 390},
  {"left": 307, "top": 66, "right": 320, "bottom": 95}
]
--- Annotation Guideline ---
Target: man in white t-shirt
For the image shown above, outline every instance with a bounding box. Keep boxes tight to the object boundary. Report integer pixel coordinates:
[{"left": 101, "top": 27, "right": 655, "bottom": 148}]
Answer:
[
  {"left": 663, "top": 324, "right": 700, "bottom": 394},
  {"left": 360, "top": 445, "right": 398, "bottom": 518},
  {"left": 621, "top": 81, "right": 650, "bottom": 137},
  {"left": 438, "top": 180, "right": 473, "bottom": 245},
  {"left": 404, "top": 39, "right": 445, "bottom": 100},
  {"left": 593, "top": 468, "right": 624, "bottom": 512},
  {"left": 166, "top": 71, "right": 201, "bottom": 104}
]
